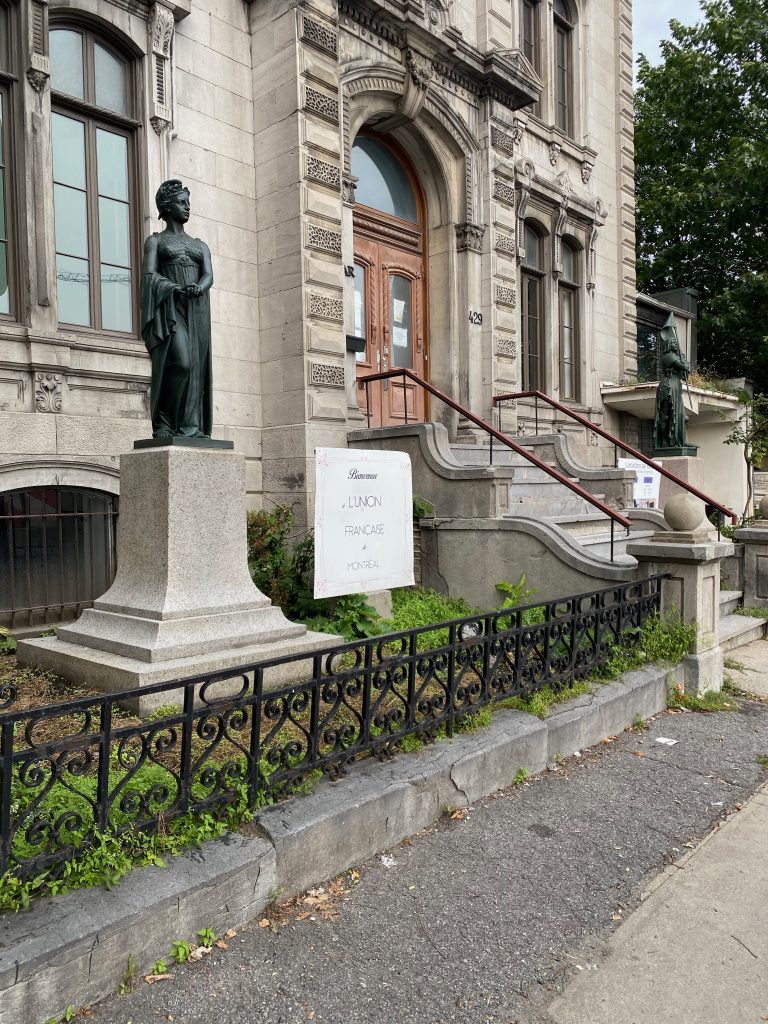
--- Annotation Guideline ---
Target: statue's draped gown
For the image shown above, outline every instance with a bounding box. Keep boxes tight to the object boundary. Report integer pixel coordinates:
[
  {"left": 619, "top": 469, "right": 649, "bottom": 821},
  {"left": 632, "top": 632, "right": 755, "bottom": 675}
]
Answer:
[
  {"left": 140, "top": 232, "right": 213, "bottom": 438},
  {"left": 653, "top": 344, "right": 688, "bottom": 450}
]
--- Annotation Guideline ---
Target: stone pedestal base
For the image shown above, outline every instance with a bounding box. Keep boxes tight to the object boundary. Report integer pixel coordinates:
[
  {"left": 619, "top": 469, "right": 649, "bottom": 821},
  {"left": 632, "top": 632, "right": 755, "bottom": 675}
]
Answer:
[
  {"left": 18, "top": 446, "right": 338, "bottom": 715},
  {"left": 733, "top": 524, "right": 768, "bottom": 608},
  {"left": 656, "top": 456, "right": 704, "bottom": 509},
  {"left": 681, "top": 645, "right": 724, "bottom": 696}
]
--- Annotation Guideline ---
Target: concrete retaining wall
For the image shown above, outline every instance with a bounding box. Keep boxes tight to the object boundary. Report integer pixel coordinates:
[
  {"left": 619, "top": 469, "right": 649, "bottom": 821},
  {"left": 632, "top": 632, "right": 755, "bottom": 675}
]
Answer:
[{"left": 0, "top": 666, "right": 670, "bottom": 1024}]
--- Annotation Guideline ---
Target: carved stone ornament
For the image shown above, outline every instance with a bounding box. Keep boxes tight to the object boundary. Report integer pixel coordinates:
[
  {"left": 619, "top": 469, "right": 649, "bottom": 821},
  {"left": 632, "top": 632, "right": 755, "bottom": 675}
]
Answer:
[
  {"left": 581, "top": 160, "right": 594, "bottom": 184},
  {"left": 306, "top": 156, "right": 341, "bottom": 192},
  {"left": 309, "top": 292, "right": 344, "bottom": 322},
  {"left": 455, "top": 222, "right": 485, "bottom": 253},
  {"left": 310, "top": 362, "right": 345, "bottom": 389},
  {"left": 406, "top": 49, "right": 434, "bottom": 91},
  {"left": 305, "top": 85, "right": 339, "bottom": 124},
  {"left": 342, "top": 175, "right": 358, "bottom": 206},
  {"left": 301, "top": 14, "right": 338, "bottom": 58},
  {"left": 308, "top": 224, "right": 342, "bottom": 256},
  {"left": 491, "top": 125, "right": 516, "bottom": 156},
  {"left": 26, "top": 68, "right": 49, "bottom": 93},
  {"left": 495, "top": 284, "right": 516, "bottom": 308},
  {"left": 496, "top": 336, "right": 517, "bottom": 358},
  {"left": 35, "top": 372, "right": 63, "bottom": 413},
  {"left": 549, "top": 142, "right": 561, "bottom": 166},
  {"left": 149, "top": 3, "right": 174, "bottom": 132}
]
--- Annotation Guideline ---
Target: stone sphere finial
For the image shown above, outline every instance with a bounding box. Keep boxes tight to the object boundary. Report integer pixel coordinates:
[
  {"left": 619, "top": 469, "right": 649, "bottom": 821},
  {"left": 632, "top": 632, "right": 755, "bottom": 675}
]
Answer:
[{"left": 663, "top": 492, "right": 707, "bottom": 532}]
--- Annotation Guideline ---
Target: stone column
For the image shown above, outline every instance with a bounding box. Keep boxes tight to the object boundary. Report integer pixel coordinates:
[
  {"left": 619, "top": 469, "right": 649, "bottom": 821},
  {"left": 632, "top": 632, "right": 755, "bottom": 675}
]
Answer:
[{"left": 626, "top": 494, "right": 733, "bottom": 695}]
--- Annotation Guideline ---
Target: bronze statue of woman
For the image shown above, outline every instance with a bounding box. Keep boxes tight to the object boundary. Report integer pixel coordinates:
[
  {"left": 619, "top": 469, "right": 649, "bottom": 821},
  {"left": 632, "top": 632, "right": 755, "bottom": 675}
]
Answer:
[
  {"left": 653, "top": 312, "right": 690, "bottom": 451},
  {"left": 140, "top": 179, "right": 213, "bottom": 439}
]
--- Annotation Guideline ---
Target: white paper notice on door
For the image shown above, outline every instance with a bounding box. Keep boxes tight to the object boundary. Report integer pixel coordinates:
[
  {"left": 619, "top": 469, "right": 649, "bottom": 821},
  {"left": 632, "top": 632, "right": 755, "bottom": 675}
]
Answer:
[
  {"left": 354, "top": 290, "right": 364, "bottom": 337},
  {"left": 393, "top": 298, "right": 406, "bottom": 324},
  {"left": 314, "top": 448, "right": 415, "bottom": 599},
  {"left": 392, "top": 326, "right": 409, "bottom": 348}
]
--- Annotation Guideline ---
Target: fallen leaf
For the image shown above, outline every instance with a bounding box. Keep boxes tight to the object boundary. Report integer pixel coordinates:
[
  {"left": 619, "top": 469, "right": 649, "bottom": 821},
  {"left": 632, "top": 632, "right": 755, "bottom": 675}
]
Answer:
[
  {"left": 225, "top": 928, "right": 237, "bottom": 939},
  {"left": 258, "top": 918, "right": 270, "bottom": 928},
  {"left": 611, "top": 914, "right": 622, "bottom": 921},
  {"left": 402, "top": 838, "right": 413, "bottom": 846},
  {"left": 297, "top": 911, "right": 311, "bottom": 921},
  {"left": 144, "top": 974, "right": 173, "bottom": 984},
  {"left": 450, "top": 809, "right": 467, "bottom": 820},
  {"left": 215, "top": 940, "right": 228, "bottom": 950},
  {"left": 188, "top": 946, "right": 211, "bottom": 961},
  {"left": 632, "top": 751, "right": 645, "bottom": 757},
  {"left": 348, "top": 869, "right": 361, "bottom": 880},
  {"left": 307, "top": 1012, "right": 316, "bottom": 1021}
]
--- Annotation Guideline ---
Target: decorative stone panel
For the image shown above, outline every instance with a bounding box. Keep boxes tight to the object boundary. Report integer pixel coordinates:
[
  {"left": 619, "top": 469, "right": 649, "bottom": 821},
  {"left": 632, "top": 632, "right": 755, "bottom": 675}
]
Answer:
[
  {"left": 149, "top": 3, "right": 174, "bottom": 134},
  {"left": 301, "top": 14, "right": 338, "bottom": 58},
  {"left": 495, "top": 284, "right": 516, "bottom": 308},
  {"left": 35, "top": 372, "right": 62, "bottom": 412},
  {"left": 306, "top": 156, "right": 341, "bottom": 191},
  {"left": 491, "top": 126, "right": 516, "bottom": 155},
  {"left": 305, "top": 85, "right": 339, "bottom": 125},
  {"left": 493, "top": 177, "right": 515, "bottom": 206},
  {"left": 494, "top": 233, "right": 516, "bottom": 257},
  {"left": 308, "top": 292, "right": 344, "bottom": 322},
  {"left": 310, "top": 362, "right": 345, "bottom": 389},
  {"left": 496, "top": 336, "right": 517, "bottom": 357},
  {"left": 307, "top": 225, "right": 342, "bottom": 256}
]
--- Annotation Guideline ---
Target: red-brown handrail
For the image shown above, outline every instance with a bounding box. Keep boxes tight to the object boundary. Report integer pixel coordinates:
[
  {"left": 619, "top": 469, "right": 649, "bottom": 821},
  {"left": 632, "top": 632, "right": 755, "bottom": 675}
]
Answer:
[
  {"left": 493, "top": 390, "right": 737, "bottom": 524},
  {"left": 360, "top": 369, "right": 631, "bottom": 535}
]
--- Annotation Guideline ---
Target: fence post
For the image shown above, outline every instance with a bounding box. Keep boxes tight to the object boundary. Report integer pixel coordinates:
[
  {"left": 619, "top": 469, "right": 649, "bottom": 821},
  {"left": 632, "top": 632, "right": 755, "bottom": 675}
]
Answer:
[{"left": 626, "top": 500, "right": 733, "bottom": 696}]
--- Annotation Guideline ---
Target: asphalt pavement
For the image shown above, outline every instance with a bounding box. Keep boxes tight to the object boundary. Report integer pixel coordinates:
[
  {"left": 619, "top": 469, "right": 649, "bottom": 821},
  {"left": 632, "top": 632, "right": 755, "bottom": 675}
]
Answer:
[{"left": 92, "top": 693, "right": 768, "bottom": 1024}]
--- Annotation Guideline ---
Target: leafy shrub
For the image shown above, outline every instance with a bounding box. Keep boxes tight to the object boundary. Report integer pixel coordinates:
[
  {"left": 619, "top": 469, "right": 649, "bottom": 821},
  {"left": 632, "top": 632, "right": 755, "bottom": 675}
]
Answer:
[
  {"left": 304, "top": 593, "right": 385, "bottom": 640},
  {"left": 246, "top": 504, "right": 320, "bottom": 620},
  {"left": 383, "top": 587, "right": 476, "bottom": 650}
]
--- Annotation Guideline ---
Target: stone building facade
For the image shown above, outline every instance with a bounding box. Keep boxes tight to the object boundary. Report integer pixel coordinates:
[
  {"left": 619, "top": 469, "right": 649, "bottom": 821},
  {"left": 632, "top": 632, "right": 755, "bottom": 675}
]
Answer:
[{"left": 0, "top": 0, "right": 636, "bottom": 626}]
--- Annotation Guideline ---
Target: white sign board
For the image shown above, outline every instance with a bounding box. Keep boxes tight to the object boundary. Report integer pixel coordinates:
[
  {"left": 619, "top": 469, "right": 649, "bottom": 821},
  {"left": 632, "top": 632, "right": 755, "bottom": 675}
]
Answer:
[
  {"left": 314, "top": 448, "right": 414, "bottom": 599},
  {"left": 618, "top": 457, "right": 661, "bottom": 508}
]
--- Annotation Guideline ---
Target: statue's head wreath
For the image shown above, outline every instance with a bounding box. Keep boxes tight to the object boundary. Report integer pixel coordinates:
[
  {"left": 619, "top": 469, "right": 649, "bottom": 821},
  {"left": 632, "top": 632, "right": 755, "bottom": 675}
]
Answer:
[{"left": 155, "top": 179, "right": 189, "bottom": 217}]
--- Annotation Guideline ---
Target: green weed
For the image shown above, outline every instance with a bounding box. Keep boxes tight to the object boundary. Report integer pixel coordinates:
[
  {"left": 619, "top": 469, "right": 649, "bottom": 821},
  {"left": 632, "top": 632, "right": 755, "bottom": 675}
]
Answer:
[
  {"left": 197, "top": 927, "right": 217, "bottom": 947},
  {"left": 499, "top": 679, "right": 593, "bottom": 720},
  {"left": 723, "top": 657, "right": 745, "bottom": 671},
  {"left": 170, "top": 939, "right": 192, "bottom": 964},
  {"left": 383, "top": 588, "right": 476, "bottom": 650},
  {"left": 735, "top": 607, "right": 768, "bottom": 618},
  {"left": 513, "top": 767, "right": 529, "bottom": 786},
  {"left": 756, "top": 755, "right": 768, "bottom": 770},
  {"left": 670, "top": 688, "right": 736, "bottom": 712},
  {"left": 593, "top": 614, "right": 696, "bottom": 680},
  {"left": 152, "top": 958, "right": 167, "bottom": 975},
  {"left": 118, "top": 954, "right": 136, "bottom": 995},
  {"left": 630, "top": 713, "right": 649, "bottom": 732}
]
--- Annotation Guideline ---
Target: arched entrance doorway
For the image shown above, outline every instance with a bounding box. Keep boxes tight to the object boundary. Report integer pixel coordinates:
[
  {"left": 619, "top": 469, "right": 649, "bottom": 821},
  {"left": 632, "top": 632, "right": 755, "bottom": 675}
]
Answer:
[{"left": 351, "top": 134, "right": 428, "bottom": 427}]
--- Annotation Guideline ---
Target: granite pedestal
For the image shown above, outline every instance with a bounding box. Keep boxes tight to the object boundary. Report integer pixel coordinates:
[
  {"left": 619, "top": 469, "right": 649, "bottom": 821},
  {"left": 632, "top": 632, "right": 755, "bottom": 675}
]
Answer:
[{"left": 17, "top": 446, "right": 337, "bottom": 714}]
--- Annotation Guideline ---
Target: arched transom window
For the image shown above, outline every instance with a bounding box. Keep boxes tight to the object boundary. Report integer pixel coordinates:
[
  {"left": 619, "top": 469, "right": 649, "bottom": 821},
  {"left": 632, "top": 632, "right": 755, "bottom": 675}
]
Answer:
[
  {"left": 351, "top": 136, "right": 418, "bottom": 222},
  {"left": 50, "top": 27, "right": 137, "bottom": 333}
]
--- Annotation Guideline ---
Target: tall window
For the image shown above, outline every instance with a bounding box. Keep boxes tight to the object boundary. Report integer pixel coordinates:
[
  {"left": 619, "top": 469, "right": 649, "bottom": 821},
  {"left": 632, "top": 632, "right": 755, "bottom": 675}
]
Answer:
[
  {"left": 50, "top": 27, "right": 136, "bottom": 333},
  {"left": 522, "top": 223, "right": 544, "bottom": 391},
  {"left": 521, "top": 0, "right": 541, "bottom": 117},
  {"left": 0, "top": 3, "right": 13, "bottom": 318},
  {"left": 559, "top": 241, "right": 580, "bottom": 401},
  {"left": 554, "top": 0, "right": 574, "bottom": 136}
]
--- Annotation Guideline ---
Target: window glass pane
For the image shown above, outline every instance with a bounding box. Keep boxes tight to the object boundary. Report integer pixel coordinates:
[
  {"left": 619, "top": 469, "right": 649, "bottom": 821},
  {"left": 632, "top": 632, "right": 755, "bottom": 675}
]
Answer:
[
  {"left": 562, "top": 244, "right": 576, "bottom": 282},
  {"left": 100, "top": 265, "right": 132, "bottom": 332},
  {"left": 0, "top": 90, "right": 4, "bottom": 166},
  {"left": 353, "top": 262, "right": 366, "bottom": 363},
  {"left": 554, "top": 0, "right": 570, "bottom": 20},
  {"left": 390, "top": 275, "right": 412, "bottom": 369},
  {"left": 54, "top": 184, "right": 89, "bottom": 259},
  {"left": 98, "top": 198, "right": 129, "bottom": 266},
  {"left": 52, "top": 114, "right": 86, "bottom": 189},
  {"left": 524, "top": 225, "right": 541, "bottom": 269},
  {"left": 56, "top": 254, "right": 90, "bottom": 325},
  {"left": 351, "top": 137, "right": 418, "bottom": 222},
  {"left": 96, "top": 130, "right": 128, "bottom": 201},
  {"left": 50, "top": 30, "right": 84, "bottom": 100},
  {"left": 94, "top": 44, "right": 126, "bottom": 114},
  {"left": 0, "top": 242, "right": 8, "bottom": 315},
  {"left": 0, "top": 161, "right": 5, "bottom": 242}
]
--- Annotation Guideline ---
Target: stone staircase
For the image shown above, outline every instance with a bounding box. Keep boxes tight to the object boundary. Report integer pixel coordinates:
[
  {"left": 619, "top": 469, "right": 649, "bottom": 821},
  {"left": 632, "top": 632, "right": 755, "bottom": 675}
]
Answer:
[{"left": 718, "top": 590, "right": 768, "bottom": 652}]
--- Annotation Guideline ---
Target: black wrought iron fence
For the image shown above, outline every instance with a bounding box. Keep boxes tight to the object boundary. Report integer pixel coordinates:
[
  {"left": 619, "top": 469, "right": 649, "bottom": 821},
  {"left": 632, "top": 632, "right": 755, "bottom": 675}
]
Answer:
[{"left": 0, "top": 576, "right": 664, "bottom": 881}]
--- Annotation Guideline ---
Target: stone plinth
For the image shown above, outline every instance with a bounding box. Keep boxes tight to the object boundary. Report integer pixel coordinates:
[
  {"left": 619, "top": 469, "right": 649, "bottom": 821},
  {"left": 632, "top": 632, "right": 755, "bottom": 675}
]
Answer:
[
  {"left": 17, "top": 446, "right": 336, "bottom": 714},
  {"left": 626, "top": 533, "right": 733, "bottom": 695},
  {"left": 656, "top": 455, "right": 704, "bottom": 509},
  {"left": 733, "top": 523, "right": 768, "bottom": 608}
]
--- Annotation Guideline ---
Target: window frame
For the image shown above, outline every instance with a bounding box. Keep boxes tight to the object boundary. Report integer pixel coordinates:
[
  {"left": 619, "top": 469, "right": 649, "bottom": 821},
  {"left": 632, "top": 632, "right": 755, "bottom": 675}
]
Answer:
[
  {"left": 521, "top": 0, "right": 542, "bottom": 118},
  {"left": 521, "top": 222, "right": 546, "bottom": 392},
  {"left": 0, "top": 1, "right": 18, "bottom": 322},
  {"left": 49, "top": 23, "right": 141, "bottom": 338},
  {"left": 553, "top": 0, "right": 574, "bottom": 137},
  {"left": 558, "top": 239, "right": 580, "bottom": 402}
]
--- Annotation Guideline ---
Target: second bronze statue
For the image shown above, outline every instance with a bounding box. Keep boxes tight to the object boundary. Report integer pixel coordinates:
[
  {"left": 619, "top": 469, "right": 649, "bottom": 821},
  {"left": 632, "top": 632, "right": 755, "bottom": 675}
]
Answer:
[{"left": 140, "top": 179, "right": 214, "bottom": 440}]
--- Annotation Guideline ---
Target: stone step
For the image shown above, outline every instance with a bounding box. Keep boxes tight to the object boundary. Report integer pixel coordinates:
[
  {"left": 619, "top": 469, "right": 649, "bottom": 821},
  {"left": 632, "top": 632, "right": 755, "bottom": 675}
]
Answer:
[
  {"left": 503, "top": 496, "right": 594, "bottom": 518},
  {"left": 719, "top": 590, "right": 742, "bottom": 617},
  {"left": 718, "top": 613, "right": 768, "bottom": 653}
]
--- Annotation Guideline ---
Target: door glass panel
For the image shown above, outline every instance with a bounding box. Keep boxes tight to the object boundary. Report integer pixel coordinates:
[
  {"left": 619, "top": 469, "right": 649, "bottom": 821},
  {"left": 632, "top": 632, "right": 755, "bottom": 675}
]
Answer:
[
  {"left": 96, "top": 130, "right": 128, "bottom": 201},
  {"left": 56, "top": 254, "right": 90, "bottom": 325},
  {"left": 351, "top": 138, "right": 418, "bottom": 222},
  {"left": 101, "top": 265, "right": 132, "bottom": 332},
  {"left": 561, "top": 289, "right": 575, "bottom": 399},
  {"left": 0, "top": 242, "right": 8, "bottom": 315},
  {"left": 50, "top": 30, "right": 85, "bottom": 100},
  {"left": 353, "top": 262, "right": 367, "bottom": 363},
  {"left": 94, "top": 44, "right": 126, "bottom": 114},
  {"left": 52, "top": 114, "right": 86, "bottom": 189},
  {"left": 390, "top": 275, "right": 412, "bottom": 369},
  {"left": 54, "top": 184, "right": 89, "bottom": 259}
]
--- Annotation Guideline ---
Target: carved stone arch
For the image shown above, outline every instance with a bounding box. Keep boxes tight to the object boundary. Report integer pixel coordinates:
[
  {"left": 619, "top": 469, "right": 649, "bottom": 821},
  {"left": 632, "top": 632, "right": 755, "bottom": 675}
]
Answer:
[{"left": 0, "top": 460, "right": 120, "bottom": 496}]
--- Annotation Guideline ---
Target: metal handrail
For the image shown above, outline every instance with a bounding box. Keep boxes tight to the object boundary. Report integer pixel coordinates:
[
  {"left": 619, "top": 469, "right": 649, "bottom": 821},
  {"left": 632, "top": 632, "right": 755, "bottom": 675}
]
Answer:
[
  {"left": 360, "top": 369, "right": 631, "bottom": 564},
  {"left": 493, "top": 390, "right": 737, "bottom": 524}
]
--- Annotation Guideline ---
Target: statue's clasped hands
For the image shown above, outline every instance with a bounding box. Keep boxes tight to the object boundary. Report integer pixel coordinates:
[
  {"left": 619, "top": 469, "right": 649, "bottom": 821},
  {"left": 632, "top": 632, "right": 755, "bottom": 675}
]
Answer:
[{"left": 173, "top": 284, "right": 203, "bottom": 299}]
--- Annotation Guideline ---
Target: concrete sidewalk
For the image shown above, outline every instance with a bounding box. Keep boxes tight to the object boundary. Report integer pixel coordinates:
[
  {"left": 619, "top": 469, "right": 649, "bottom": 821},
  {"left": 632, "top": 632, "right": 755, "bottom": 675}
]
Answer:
[{"left": 548, "top": 783, "right": 768, "bottom": 1024}]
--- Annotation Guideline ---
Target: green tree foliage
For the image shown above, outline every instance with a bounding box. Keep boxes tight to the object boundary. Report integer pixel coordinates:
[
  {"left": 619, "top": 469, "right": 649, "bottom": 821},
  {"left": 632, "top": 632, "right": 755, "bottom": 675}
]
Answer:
[{"left": 635, "top": 0, "right": 768, "bottom": 390}]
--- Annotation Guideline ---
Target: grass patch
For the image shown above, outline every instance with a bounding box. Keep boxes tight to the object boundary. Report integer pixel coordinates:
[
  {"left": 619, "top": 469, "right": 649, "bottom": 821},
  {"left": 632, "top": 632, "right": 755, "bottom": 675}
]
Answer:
[
  {"left": 593, "top": 614, "right": 696, "bottom": 680},
  {"left": 735, "top": 607, "right": 768, "bottom": 619},
  {"left": 757, "top": 755, "right": 768, "bottom": 771},
  {"left": 723, "top": 657, "right": 746, "bottom": 671},
  {"left": 498, "top": 679, "right": 593, "bottom": 720},
  {"left": 382, "top": 588, "right": 477, "bottom": 650},
  {"left": 670, "top": 688, "right": 737, "bottom": 713}
]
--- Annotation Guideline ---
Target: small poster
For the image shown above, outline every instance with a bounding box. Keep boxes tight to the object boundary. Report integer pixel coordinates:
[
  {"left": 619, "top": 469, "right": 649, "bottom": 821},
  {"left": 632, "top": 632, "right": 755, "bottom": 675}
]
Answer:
[
  {"left": 618, "top": 457, "right": 661, "bottom": 508},
  {"left": 314, "top": 448, "right": 415, "bottom": 599}
]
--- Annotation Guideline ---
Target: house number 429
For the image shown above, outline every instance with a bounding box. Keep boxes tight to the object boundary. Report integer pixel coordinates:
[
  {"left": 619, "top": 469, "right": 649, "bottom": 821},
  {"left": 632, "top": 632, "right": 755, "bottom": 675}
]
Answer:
[{"left": 468, "top": 310, "right": 483, "bottom": 325}]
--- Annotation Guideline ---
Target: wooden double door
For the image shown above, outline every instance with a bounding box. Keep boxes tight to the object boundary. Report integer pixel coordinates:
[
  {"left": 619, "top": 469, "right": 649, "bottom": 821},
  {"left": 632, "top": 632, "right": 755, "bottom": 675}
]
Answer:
[{"left": 353, "top": 228, "right": 428, "bottom": 427}]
